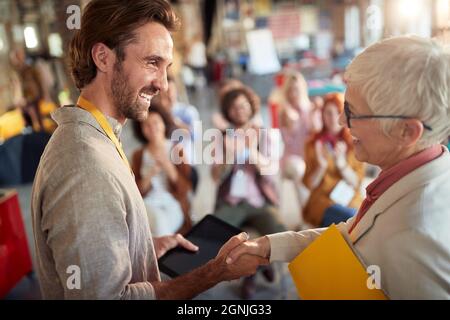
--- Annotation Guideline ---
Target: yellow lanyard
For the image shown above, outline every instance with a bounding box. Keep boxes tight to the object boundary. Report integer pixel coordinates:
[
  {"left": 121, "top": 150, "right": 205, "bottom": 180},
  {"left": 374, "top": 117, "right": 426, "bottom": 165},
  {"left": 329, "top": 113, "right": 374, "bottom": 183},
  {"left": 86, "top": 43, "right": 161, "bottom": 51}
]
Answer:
[{"left": 77, "top": 96, "right": 132, "bottom": 173}]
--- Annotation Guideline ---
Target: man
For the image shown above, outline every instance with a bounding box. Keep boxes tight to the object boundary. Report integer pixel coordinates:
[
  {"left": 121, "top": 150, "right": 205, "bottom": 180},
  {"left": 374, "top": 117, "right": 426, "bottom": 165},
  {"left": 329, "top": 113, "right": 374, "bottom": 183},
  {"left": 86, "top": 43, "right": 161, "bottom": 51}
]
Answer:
[
  {"left": 31, "top": 0, "right": 265, "bottom": 300},
  {"left": 227, "top": 35, "right": 450, "bottom": 299}
]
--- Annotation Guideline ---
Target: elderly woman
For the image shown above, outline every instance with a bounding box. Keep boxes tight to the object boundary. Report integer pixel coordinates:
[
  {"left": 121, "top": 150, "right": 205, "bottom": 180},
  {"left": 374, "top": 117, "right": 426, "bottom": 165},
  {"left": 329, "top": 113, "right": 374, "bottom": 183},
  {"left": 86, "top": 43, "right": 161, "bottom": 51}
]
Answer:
[{"left": 225, "top": 36, "right": 450, "bottom": 299}]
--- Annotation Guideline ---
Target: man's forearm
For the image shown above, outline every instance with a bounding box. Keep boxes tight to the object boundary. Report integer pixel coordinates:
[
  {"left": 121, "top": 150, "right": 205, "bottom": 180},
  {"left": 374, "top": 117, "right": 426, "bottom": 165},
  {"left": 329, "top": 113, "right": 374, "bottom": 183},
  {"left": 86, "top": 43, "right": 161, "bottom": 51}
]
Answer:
[{"left": 152, "top": 259, "right": 223, "bottom": 300}]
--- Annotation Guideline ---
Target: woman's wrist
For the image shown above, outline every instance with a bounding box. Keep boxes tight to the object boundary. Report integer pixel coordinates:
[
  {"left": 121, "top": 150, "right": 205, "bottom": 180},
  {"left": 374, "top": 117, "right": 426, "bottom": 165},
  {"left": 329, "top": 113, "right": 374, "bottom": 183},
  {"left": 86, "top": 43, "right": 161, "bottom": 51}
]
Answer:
[{"left": 257, "top": 236, "right": 271, "bottom": 260}]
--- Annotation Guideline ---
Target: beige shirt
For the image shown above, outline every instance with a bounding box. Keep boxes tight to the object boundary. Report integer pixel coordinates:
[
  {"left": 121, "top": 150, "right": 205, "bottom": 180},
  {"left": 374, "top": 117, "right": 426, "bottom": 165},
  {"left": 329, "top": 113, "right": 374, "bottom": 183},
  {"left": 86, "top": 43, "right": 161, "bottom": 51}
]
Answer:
[{"left": 31, "top": 105, "right": 160, "bottom": 299}]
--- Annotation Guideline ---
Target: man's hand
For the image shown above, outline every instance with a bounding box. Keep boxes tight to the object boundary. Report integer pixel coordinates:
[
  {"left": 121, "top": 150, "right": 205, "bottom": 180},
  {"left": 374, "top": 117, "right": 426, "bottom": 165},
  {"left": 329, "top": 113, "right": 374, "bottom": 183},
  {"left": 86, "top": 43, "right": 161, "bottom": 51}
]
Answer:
[
  {"left": 153, "top": 234, "right": 199, "bottom": 259},
  {"left": 213, "top": 233, "right": 269, "bottom": 281},
  {"left": 226, "top": 236, "right": 271, "bottom": 265},
  {"left": 152, "top": 233, "right": 267, "bottom": 300}
]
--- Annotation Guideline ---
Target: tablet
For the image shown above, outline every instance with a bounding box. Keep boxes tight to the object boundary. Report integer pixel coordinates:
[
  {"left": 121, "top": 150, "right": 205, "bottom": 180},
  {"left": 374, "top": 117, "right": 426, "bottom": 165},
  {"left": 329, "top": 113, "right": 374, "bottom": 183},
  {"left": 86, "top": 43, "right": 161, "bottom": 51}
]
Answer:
[{"left": 158, "top": 214, "right": 242, "bottom": 278}]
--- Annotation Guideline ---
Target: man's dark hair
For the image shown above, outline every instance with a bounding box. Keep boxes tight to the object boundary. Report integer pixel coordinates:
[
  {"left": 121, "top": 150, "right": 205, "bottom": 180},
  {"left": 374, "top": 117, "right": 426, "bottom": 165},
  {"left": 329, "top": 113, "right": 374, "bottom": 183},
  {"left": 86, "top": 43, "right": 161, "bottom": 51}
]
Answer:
[{"left": 69, "top": 0, "right": 179, "bottom": 90}]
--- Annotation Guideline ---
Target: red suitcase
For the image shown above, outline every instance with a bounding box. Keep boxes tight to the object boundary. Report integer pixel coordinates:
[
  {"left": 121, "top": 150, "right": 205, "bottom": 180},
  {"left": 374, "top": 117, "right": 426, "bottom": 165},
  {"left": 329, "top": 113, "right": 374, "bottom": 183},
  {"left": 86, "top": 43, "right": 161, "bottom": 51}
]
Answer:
[{"left": 0, "top": 190, "right": 33, "bottom": 298}]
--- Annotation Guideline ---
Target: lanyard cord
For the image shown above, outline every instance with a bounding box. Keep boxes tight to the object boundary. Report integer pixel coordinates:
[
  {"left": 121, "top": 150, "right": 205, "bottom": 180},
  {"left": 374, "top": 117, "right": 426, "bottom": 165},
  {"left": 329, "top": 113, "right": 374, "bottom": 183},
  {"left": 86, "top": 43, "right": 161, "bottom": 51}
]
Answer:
[{"left": 77, "top": 96, "right": 132, "bottom": 174}]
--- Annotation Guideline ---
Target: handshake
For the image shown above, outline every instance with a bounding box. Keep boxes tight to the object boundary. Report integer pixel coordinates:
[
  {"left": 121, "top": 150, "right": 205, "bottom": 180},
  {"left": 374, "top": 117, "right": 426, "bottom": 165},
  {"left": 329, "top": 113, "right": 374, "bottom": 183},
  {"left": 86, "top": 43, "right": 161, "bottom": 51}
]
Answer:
[
  {"left": 212, "top": 232, "right": 272, "bottom": 282},
  {"left": 152, "top": 232, "right": 274, "bottom": 299}
]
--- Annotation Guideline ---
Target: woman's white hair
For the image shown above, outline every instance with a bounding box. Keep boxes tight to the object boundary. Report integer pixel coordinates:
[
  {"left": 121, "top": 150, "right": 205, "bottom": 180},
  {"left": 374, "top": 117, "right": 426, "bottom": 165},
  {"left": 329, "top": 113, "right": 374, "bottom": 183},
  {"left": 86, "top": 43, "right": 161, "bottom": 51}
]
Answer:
[{"left": 344, "top": 35, "right": 450, "bottom": 148}]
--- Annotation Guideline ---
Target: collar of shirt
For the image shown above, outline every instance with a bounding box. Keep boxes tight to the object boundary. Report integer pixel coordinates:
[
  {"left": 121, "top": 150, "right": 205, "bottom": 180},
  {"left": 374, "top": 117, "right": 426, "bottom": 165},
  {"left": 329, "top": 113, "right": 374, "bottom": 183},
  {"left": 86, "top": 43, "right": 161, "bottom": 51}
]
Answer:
[{"left": 52, "top": 105, "right": 123, "bottom": 139}]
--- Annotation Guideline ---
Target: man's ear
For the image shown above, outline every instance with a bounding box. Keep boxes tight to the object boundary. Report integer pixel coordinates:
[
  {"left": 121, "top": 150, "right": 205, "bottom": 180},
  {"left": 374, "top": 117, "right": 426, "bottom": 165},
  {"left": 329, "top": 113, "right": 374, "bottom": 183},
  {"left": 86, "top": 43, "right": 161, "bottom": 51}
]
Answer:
[
  {"left": 395, "top": 119, "right": 424, "bottom": 147},
  {"left": 91, "top": 43, "right": 114, "bottom": 74}
]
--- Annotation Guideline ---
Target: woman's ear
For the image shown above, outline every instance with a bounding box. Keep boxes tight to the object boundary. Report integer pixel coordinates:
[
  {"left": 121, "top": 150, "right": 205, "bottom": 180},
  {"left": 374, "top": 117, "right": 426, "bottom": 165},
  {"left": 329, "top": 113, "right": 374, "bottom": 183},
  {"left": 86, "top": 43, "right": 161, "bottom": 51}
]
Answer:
[{"left": 395, "top": 119, "right": 424, "bottom": 147}]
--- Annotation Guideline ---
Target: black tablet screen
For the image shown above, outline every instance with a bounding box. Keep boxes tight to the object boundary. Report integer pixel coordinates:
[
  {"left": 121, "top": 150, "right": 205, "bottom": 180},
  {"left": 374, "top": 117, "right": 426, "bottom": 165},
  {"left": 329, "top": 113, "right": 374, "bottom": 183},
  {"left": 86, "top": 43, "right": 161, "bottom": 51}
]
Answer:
[{"left": 158, "top": 215, "right": 242, "bottom": 277}]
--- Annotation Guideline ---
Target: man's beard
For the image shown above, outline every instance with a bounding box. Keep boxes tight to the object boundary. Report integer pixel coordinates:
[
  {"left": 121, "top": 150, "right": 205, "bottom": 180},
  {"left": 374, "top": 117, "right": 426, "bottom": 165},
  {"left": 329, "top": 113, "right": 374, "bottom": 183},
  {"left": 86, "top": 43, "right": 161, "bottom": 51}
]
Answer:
[{"left": 110, "top": 61, "right": 157, "bottom": 122}]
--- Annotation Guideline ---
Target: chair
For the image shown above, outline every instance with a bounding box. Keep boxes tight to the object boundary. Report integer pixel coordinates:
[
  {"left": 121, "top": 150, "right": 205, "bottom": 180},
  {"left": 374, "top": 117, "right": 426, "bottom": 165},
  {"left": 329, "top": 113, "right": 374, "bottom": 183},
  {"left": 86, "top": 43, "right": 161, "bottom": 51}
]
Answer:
[
  {"left": 0, "top": 190, "right": 33, "bottom": 298},
  {"left": 0, "top": 109, "right": 25, "bottom": 143},
  {"left": 0, "top": 132, "right": 51, "bottom": 187}
]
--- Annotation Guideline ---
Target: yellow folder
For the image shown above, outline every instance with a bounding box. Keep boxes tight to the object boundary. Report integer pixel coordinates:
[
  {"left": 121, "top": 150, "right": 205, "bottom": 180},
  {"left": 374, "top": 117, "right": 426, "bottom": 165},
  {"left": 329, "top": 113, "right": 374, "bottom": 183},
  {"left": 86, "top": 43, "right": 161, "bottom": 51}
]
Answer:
[{"left": 288, "top": 224, "right": 388, "bottom": 300}]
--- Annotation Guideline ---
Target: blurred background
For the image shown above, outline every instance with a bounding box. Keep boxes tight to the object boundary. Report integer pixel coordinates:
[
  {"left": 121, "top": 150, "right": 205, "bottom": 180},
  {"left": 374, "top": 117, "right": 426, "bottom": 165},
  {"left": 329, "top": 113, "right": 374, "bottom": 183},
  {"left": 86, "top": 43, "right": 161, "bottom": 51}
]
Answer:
[{"left": 1, "top": 0, "right": 450, "bottom": 300}]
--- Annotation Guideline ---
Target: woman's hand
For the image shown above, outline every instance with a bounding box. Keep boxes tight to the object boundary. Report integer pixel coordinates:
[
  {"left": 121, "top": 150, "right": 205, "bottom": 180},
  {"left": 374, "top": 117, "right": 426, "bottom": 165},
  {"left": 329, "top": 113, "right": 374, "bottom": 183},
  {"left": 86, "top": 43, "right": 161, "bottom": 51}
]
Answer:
[
  {"left": 225, "top": 236, "right": 271, "bottom": 264},
  {"left": 152, "top": 148, "right": 170, "bottom": 166},
  {"left": 153, "top": 148, "right": 178, "bottom": 183},
  {"left": 315, "top": 141, "right": 328, "bottom": 168},
  {"left": 144, "top": 164, "right": 161, "bottom": 179},
  {"left": 308, "top": 141, "right": 329, "bottom": 189},
  {"left": 334, "top": 141, "right": 348, "bottom": 170}
]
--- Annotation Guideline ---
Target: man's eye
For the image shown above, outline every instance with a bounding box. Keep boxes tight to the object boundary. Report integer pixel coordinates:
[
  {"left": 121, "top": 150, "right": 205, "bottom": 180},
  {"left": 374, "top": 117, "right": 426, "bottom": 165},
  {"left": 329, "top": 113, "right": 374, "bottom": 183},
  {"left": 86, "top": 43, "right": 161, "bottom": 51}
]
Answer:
[{"left": 147, "top": 60, "right": 157, "bottom": 67}]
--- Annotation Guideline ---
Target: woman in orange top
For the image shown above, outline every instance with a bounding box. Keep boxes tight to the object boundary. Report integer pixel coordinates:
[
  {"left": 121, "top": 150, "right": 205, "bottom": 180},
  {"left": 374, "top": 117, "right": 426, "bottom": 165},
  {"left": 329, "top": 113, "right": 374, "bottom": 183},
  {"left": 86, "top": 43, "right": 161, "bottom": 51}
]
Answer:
[{"left": 302, "top": 93, "right": 365, "bottom": 227}]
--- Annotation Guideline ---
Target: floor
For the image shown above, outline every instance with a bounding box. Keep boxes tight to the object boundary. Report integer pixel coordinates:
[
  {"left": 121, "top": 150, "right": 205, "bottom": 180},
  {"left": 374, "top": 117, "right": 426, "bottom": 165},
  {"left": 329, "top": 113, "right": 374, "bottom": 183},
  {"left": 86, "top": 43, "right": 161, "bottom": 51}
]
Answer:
[{"left": 4, "top": 82, "right": 303, "bottom": 300}]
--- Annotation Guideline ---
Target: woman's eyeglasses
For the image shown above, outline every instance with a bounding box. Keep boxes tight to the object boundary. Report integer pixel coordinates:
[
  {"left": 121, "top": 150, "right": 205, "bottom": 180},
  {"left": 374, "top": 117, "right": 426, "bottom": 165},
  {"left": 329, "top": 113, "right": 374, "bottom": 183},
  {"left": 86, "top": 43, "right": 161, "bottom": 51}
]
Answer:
[{"left": 343, "top": 101, "right": 432, "bottom": 131}]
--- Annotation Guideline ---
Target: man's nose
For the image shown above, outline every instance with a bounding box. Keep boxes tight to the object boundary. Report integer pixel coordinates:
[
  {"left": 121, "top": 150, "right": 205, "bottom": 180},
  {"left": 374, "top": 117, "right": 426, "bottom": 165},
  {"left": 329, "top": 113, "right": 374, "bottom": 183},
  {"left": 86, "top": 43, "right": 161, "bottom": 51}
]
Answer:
[
  {"left": 151, "top": 72, "right": 168, "bottom": 96},
  {"left": 157, "top": 69, "right": 169, "bottom": 93}
]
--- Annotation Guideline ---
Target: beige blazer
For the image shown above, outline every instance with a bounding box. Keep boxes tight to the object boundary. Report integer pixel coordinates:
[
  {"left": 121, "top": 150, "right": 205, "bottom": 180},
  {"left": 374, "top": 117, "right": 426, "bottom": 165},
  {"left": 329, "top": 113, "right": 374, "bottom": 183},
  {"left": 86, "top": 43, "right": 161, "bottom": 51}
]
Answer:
[{"left": 269, "top": 147, "right": 450, "bottom": 299}]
